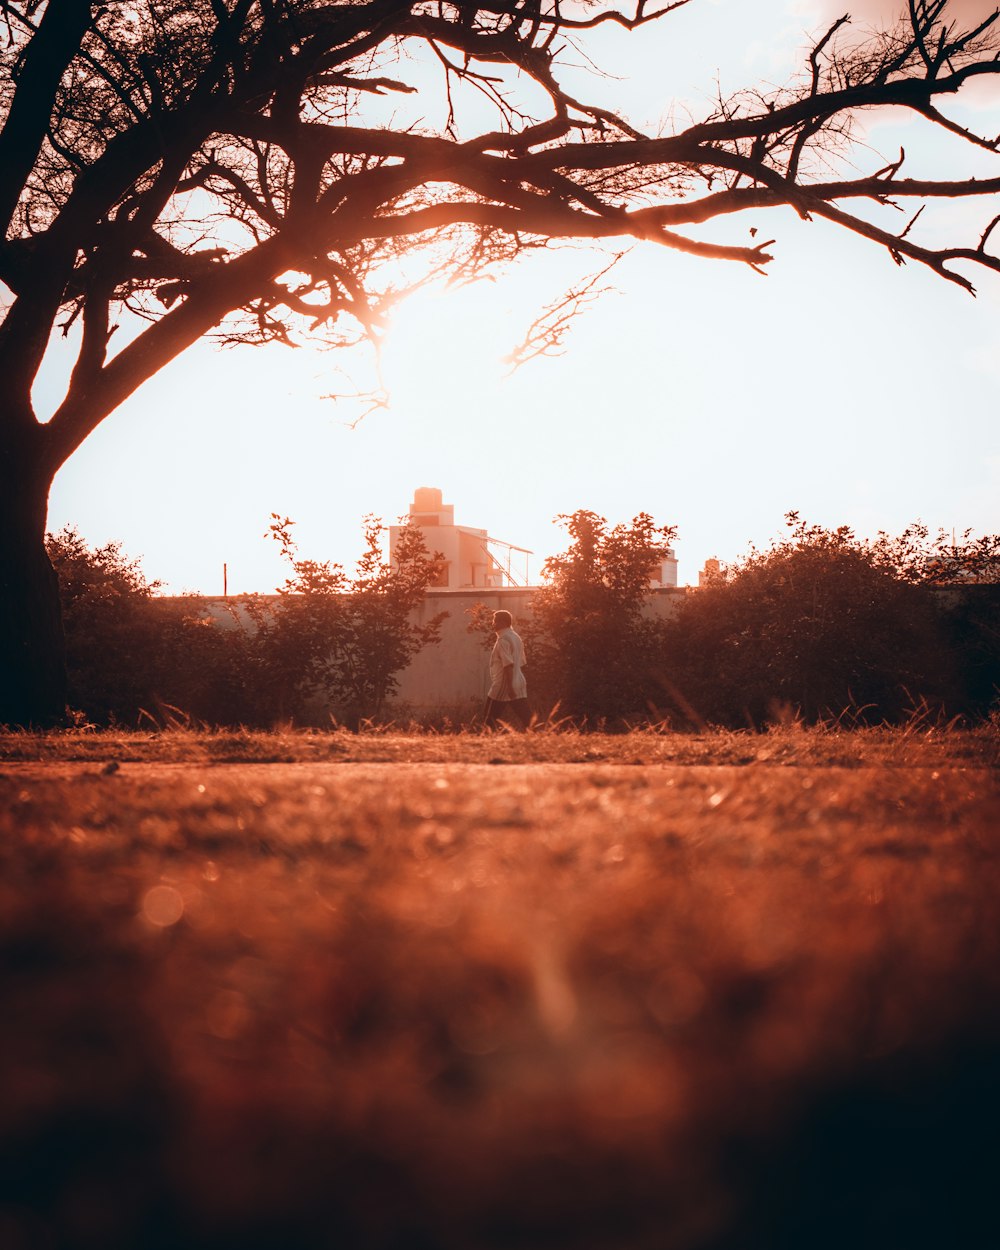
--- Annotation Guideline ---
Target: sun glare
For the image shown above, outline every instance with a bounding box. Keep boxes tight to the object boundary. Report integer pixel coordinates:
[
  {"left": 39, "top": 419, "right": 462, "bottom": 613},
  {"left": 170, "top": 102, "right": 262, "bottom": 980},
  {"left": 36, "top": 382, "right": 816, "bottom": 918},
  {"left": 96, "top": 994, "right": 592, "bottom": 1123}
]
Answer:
[{"left": 380, "top": 284, "right": 517, "bottom": 428}]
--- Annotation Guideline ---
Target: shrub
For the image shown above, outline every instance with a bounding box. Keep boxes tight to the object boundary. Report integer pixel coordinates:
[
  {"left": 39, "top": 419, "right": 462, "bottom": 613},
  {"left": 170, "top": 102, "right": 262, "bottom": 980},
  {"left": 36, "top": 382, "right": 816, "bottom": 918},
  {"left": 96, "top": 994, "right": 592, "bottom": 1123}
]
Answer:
[
  {"left": 46, "top": 527, "right": 164, "bottom": 723},
  {"left": 932, "top": 585, "right": 1000, "bottom": 720},
  {"left": 48, "top": 519, "right": 450, "bottom": 728},
  {"left": 236, "top": 515, "right": 449, "bottom": 725},
  {"left": 663, "top": 515, "right": 1000, "bottom": 727},
  {"left": 526, "top": 510, "right": 677, "bottom": 721}
]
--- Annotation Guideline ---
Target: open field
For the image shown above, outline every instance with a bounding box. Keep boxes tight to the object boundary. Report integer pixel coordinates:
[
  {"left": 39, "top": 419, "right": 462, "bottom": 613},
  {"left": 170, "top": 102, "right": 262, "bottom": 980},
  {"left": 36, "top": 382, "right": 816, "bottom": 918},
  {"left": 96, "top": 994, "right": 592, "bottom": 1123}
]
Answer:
[{"left": 2, "top": 728, "right": 999, "bottom": 1249}]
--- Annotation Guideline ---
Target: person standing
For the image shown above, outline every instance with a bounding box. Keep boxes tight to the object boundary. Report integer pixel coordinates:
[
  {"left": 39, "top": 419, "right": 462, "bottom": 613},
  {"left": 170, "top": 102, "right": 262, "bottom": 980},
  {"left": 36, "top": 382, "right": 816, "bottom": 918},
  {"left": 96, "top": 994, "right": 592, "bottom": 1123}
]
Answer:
[{"left": 483, "top": 610, "right": 530, "bottom": 729}]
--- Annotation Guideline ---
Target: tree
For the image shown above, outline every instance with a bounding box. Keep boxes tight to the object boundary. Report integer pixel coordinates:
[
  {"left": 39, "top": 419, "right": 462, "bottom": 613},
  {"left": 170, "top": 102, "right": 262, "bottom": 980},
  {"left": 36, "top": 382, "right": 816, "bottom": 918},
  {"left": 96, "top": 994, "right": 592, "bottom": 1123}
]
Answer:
[
  {"left": 45, "top": 517, "right": 446, "bottom": 727},
  {"left": 663, "top": 513, "right": 1000, "bottom": 727},
  {"left": 6, "top": 1, "right": 1000, "bottom": 723},
  {"left": 527, "top": 509, "right": 676, "bottom": 720},
  {"left": 45, "top": 525, "right": 164, "bottom": 721},
  {"left": 45, "top": 525, "right": 260, "bottom": 724},
  {"left": 239, "top": 514, "right": 447, "bottom": 723}
]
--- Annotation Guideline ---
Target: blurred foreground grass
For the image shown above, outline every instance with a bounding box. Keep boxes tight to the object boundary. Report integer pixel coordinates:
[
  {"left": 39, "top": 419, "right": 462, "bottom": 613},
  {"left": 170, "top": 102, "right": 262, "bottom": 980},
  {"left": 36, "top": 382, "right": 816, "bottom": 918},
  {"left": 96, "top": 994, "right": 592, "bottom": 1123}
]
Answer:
[{"left": 1, "top": 728, "right": 999, "bottom": 1249}]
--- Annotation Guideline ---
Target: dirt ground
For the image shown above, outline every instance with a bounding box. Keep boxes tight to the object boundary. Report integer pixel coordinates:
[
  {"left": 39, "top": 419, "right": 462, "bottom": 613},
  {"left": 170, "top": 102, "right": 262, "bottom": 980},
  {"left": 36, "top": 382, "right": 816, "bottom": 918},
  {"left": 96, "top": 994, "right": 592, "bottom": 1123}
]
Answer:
[{"left": 2, "top": 735, "right": 999, "bottom": 1248}]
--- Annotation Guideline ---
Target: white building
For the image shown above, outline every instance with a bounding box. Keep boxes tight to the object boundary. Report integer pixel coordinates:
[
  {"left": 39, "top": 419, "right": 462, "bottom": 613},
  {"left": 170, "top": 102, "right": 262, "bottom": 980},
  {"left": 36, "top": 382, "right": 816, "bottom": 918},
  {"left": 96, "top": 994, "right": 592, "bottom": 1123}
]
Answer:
[
  {"left": 651, "top": 548, "right": 679, "bottom": 588},
  {"left": 388, "top": 487, "right": 532, "bottom": 589}
]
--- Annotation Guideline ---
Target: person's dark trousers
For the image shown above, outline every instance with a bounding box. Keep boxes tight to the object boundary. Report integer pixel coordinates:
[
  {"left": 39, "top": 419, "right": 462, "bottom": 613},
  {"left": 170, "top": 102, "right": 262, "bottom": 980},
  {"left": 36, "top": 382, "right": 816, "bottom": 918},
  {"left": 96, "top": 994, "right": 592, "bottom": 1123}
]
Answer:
[{"left": 483, "top": 697, "right": 531, "bottom": 729}]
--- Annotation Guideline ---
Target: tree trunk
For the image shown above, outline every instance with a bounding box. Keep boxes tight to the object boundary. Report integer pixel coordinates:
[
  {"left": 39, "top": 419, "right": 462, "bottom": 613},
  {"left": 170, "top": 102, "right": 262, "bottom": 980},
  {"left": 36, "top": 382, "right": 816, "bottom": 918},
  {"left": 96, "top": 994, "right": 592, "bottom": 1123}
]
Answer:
[{"left": 0, "top": 445, "right": 65, "bottom": 727}]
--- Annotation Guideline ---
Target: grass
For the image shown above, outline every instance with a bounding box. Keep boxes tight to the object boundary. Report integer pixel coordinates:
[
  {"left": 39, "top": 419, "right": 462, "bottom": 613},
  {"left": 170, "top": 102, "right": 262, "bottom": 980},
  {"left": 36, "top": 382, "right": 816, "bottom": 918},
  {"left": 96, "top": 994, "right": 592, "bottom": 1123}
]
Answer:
[
  {"left": 1, "top": 719, "right": 998, "bottom": 766},
  {"left": 2, "top": 726, "right": 999, "bottom": 1248}
]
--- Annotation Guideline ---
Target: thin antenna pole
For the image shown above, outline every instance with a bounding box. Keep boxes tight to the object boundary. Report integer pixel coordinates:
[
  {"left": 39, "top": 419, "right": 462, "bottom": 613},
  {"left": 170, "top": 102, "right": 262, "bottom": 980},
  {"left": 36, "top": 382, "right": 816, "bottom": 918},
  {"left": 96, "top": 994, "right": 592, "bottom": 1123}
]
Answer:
[{"left": 223, "top": 562, "right": 228, "bottom": 598}]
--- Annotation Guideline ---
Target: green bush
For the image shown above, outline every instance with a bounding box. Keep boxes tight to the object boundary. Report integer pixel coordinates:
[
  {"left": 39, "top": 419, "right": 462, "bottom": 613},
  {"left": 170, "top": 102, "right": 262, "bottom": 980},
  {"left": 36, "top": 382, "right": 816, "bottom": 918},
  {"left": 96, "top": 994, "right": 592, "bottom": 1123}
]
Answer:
[
  {"left": 932, "top": 585, "right": 1000, "bottom": 720},
  {"left": 662, "top": 516, "right": 1000, "bottom": 727},
  {"left": 47, "top": 527, "right": 165, "bottom": 724},
  {"left": 46, "top": 528, "right": 249, "bottom": 725},
  {"left": 236, "top": 515, "right": 448, "bottom": 726},
  {"left": 526, "top": 510, "right": 677, "bottom": 722},
  {"left": 48, "top": 519, "right": 449, "bottom": 727}
]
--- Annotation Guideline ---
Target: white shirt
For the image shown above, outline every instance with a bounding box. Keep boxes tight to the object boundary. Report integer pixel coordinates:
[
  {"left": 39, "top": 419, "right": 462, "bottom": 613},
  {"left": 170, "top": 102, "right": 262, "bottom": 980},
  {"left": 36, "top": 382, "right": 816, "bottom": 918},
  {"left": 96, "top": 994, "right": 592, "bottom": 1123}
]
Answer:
[{"left": 488, "top": 627, "right": 527, "bottom": 700}]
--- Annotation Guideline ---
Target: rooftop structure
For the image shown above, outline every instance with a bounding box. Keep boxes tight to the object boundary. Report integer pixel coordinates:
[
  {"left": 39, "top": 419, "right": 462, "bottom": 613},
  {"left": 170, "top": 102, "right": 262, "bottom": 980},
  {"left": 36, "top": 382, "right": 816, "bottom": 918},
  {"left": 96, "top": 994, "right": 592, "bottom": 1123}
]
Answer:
[
  {"left": 389, "top": 487, "right": 532, "bottom": 589},
  {"left": 651, "top": 547, "right": 679, "bottom": 588}
]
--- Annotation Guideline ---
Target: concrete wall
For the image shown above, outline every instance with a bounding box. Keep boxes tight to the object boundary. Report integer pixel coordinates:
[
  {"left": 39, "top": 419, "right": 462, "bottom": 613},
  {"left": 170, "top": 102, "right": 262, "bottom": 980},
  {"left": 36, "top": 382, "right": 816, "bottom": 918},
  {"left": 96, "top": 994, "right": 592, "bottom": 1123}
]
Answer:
[
  {"left": 392, "top": 588, "right": 535, "bottom": 713},
  {"left": 159, "top": 585, "right": 690, "bottom": 714},
  {"left": 391, "top": 585, "right": 688, "bottom": 712}
]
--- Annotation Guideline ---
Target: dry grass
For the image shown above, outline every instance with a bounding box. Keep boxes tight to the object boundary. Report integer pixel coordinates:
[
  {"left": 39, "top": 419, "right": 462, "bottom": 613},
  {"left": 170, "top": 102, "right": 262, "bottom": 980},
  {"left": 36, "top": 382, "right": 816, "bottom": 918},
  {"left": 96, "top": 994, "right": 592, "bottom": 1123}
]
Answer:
[
  {"left": 1, "top": 720, "right": 998, "bottom": 767},
  {"left": 1, "top": 727, "right": 999, "bottom": 1249}
]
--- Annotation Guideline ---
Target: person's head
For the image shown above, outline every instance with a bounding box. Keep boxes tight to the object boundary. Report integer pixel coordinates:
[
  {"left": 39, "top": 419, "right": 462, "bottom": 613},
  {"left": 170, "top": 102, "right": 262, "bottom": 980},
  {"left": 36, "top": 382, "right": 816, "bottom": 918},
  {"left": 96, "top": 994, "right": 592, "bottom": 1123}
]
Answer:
[{"left": 492, "top": 610, "right": 512, "bottom": 632}]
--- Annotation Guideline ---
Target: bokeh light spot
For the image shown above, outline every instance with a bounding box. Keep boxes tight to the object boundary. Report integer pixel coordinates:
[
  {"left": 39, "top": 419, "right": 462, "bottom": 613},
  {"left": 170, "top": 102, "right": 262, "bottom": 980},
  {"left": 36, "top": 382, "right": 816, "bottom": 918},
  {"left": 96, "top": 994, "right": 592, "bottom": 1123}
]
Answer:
[{"left": 142, "top": 884, "right": 185, "bottom": 927}]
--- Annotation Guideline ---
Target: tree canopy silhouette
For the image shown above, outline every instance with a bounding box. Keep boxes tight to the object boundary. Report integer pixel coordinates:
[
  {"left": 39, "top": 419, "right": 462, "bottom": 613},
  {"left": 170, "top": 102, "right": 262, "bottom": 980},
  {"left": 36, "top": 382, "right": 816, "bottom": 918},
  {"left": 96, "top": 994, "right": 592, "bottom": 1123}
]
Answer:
[
  {"left": 4, "top": 0, "right": 1000, "bottom": 724},
  {"left": 527, "top": 509, "right": 677, "bottom": 721},
  {"left": 663, "top": 514, "right": 1000, "bottom": 727},
  {"left": 239, "top": 514, "right": 448, "bottom": 724}
]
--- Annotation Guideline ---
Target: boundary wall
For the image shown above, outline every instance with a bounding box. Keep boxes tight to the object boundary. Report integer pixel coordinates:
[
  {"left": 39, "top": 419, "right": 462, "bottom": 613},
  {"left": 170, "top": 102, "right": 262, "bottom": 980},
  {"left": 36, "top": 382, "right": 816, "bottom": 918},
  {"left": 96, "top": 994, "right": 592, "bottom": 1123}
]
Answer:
[{"left": 168, "top": 586, "right": 689, "bottom": 715}]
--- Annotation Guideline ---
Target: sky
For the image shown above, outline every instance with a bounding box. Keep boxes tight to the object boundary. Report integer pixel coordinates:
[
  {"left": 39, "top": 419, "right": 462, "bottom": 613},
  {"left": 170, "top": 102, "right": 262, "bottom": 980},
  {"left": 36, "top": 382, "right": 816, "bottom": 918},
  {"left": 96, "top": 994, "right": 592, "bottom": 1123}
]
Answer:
[{"left": 39, "top": 0, "right": 1000, "bottom": 594}]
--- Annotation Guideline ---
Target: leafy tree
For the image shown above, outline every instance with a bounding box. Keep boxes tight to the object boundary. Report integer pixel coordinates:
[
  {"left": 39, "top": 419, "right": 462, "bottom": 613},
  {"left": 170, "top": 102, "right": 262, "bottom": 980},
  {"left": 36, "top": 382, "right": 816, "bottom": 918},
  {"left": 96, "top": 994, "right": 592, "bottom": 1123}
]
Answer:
[
  {"left": 45, "top": 525, "right": 256, "bottom": 724},
  {"left": 240, "top": 515, "right": 447, "bottom": 724},
  {"left": 934, "top": 584, "right": 1000, "bottom": 720},
  {"left": 527, "top": 510, "right": 677, "bottom": 721},
  {"left": 6, "top": 2, "right": 1000, "bottom": 723},
  {"left": 150, "top": 599, "right": 269, "bottom": 726},
  {"left": 45, "top": 518, "right": 445, "bottom": 727},
  {"left": 45, "top": 525, "right": 163, "bottom": 722},
  {"left": 330, "top": 519, "right": 449, "bottom": 721},
  {"left": 664, "top": 514, "right": 1000, "bottom": 727}
]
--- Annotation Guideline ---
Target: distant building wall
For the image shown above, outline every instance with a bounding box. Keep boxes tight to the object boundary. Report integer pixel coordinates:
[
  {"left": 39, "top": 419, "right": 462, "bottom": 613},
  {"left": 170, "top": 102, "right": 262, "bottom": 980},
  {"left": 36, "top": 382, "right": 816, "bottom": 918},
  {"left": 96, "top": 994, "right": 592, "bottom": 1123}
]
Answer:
[
  {"left": 397, "top": 588, "right": 535, "bottom": 713},
  {"left": 650, "top": 552, "right": 679, "bottom": 588},
  {"left": 389, "top": 486, "right": 511, "bottom": 589},
  {"left": 396, "top": 585, "right": 688, "bottom": 711},
  {"left": 162, "top": 585, "right": 689, "bottom": 714}
]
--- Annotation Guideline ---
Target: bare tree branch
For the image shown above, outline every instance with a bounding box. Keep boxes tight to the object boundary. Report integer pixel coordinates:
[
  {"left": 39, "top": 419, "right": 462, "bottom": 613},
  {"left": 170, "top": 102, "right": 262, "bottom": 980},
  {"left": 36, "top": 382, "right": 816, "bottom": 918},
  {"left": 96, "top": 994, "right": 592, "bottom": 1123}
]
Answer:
[
  {"left": 3, "top": 0, "right": 1000, "bottom": 475},
  {"left": 504, "top": 251, "right": 627, "bottom": 371},
  {"left": 0, "top": 0, "right": 92, "bottom": 236}
]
